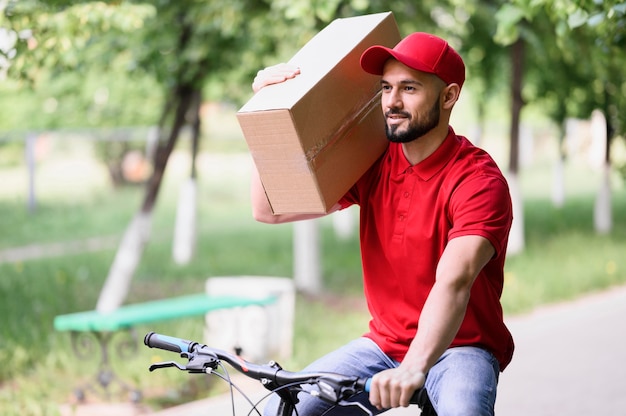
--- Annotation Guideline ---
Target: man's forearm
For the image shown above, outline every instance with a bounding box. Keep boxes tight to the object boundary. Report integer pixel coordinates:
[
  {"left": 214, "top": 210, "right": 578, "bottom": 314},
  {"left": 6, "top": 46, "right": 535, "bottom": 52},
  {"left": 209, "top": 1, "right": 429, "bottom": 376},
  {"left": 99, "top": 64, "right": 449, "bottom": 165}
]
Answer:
[{"left": 402, "top": 279, "right": 471, "bottom": 374}]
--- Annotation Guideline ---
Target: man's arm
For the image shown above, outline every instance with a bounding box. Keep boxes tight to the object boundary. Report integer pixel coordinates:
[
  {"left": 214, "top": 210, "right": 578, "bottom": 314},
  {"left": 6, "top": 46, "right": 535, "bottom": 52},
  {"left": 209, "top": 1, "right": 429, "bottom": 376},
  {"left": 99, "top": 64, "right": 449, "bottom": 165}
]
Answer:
[{"left": 368, "top": 234, "right": 495, "bottom": 409}]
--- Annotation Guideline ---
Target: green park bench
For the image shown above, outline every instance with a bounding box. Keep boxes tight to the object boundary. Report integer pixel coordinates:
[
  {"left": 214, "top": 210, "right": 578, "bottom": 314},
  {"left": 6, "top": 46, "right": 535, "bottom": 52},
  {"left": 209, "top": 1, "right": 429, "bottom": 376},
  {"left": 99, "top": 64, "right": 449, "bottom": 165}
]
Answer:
[{"left": 54, "top": 293, "right": 276, "bottom": 402}]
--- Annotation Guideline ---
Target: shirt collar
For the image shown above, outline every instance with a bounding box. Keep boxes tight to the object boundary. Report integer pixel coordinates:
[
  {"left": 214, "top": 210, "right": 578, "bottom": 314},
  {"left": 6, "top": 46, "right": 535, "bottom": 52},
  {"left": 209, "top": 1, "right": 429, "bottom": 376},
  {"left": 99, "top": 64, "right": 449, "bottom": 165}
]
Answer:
[{"left": 392, "top": 126, "right": 460, "bottom": 181}]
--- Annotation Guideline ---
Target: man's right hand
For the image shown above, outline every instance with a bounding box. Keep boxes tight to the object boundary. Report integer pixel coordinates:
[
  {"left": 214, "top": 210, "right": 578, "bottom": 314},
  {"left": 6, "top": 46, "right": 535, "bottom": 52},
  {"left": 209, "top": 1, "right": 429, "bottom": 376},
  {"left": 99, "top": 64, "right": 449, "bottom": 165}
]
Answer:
[{"left": 252, "top": 63, "right": 301, "bottom": 93}]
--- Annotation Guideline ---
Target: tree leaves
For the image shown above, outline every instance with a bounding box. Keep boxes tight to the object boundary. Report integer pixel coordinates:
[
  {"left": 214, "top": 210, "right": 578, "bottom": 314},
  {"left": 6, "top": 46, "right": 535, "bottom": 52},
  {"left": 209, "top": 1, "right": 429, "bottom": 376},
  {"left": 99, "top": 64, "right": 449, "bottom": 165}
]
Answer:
[{"left": 495, "top": 0, "right": 626, "bottom": 137}]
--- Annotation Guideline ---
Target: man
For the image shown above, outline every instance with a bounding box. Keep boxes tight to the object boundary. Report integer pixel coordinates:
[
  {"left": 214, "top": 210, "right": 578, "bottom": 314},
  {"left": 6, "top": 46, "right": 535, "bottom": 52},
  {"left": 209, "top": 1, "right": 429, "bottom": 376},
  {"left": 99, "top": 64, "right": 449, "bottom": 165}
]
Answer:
[{"left": 251, "top": 32, "right": 514, "bottom": 416}]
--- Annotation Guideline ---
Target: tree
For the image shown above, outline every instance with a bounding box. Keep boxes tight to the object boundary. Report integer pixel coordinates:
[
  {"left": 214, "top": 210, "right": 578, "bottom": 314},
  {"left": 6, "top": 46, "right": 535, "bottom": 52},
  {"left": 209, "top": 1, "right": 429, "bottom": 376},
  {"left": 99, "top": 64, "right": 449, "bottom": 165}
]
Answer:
[
  {"left": 2, "top": 0, "right": 292, "bottom": 311},
  {"left": 495, "top": 0, "right": 626, "bottom": 234},
  {"left": 96, "top": 0, "right": 293, "bottom": 310}
]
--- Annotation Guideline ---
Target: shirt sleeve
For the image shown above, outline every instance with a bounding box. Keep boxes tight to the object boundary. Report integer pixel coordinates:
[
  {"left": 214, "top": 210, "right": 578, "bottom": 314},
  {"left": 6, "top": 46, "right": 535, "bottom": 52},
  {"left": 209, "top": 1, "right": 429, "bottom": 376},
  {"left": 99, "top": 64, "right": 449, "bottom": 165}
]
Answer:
[
  {"left": 338, "top": 188, "right": 358, "bottom": 209},
  {"left": 447, "top": 174, "right": 513, "bottom": 256}
]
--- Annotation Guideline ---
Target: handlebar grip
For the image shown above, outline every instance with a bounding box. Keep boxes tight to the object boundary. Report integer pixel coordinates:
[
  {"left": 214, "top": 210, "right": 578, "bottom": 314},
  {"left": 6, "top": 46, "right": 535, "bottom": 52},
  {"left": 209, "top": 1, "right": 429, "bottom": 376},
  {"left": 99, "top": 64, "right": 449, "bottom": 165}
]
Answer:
[
  {"left": 364, "top": 378, "right": 372, "bottom": 392},
  {"left": 144, "top": 332, "right": 198, "bottom": 354},
  {"left": 363, "top": 378, "right": 426, "bottom": 406}
]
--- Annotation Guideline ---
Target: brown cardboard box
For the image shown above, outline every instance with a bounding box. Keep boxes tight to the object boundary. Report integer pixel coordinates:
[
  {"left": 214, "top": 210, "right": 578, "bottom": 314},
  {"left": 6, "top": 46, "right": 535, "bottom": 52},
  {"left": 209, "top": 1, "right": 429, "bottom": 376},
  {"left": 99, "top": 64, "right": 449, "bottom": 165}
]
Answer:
[{"left": 237, "top": 12, "right": 401, "bottom": 214}]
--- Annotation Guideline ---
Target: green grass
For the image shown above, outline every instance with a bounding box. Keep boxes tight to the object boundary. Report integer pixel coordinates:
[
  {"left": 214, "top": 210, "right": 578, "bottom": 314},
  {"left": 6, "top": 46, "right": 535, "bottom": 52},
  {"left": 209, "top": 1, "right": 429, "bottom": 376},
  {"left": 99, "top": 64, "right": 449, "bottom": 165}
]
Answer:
[
  {"left": 502, "top": 195, "right": 626, "bottom": 313},
  {"left": 0, "top": 133, "right": 625, "bottom": 415}
]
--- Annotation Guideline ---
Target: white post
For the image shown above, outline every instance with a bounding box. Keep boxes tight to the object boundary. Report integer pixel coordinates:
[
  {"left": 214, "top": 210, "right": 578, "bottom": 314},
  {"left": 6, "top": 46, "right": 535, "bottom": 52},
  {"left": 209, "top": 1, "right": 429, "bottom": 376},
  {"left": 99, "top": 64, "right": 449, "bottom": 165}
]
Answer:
[
  {"left": 332, "top": 206, "right": 356, "bottom": 240},
  {"left": 594, "top": 163, "right": 612, "bottom": 235},
  {"left": 293, "top": 219, "right": 321, "bottom": 294},
  {"left": 507, "top": 172, "right": 525, "bottom": 256},
  {"left": 590, "top": 110, "right": 612, "bottom": 235},
  {"left": 172, "top": 178, "right": 197, "bottom": 264},
  {"left": 25, "top": 133, "right": 36, "bottom": 213},
  {"left": 552, "top": 158, "right": 565, "bottom": 209}
]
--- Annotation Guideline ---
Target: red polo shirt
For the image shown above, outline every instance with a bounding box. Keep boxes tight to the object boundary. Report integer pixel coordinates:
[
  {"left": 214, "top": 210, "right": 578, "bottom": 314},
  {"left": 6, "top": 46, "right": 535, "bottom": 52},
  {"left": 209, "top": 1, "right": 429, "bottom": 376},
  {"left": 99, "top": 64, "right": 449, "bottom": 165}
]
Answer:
[{"left": 339, "top": 127, "right": 514, "bottom": 370}]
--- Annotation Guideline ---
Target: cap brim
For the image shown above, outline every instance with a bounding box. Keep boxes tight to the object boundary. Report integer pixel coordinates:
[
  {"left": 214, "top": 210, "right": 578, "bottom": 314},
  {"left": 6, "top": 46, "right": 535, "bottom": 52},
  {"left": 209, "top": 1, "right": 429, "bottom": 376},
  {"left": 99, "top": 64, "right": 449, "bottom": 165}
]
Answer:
[
  {"left": 360, "top": 45, "right": 396, "bottom": 75},
  {"left": 360, "top": 45, "right": 435, "bottom": 78}
]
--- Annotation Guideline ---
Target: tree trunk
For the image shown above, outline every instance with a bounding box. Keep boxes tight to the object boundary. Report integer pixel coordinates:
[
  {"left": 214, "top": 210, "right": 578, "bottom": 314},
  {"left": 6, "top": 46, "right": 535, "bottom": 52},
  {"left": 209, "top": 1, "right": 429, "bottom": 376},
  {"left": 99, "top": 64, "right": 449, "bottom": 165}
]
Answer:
[
  {"left": 332, "top": 206, "right": 356, "bottom": 240},
  {"left": 507, "top": 39, "right": 526, "bottom": 255},
  {"left": 95, "top": 11, "right": 210, "bottom": 311},
  {"left": 142, "top": 87, "right": 197, "bottom": 213},
  {"left": 594, "top": 88, "right": 613, "bottom": 235},
  {"left": 509, "top": 39, "right": 525, "bottom": 175},
  {"left": 552, "top": 122, "right": 566, "bottom": 208},
  {"left": 472, "top": 99, "right": 486, "bottom": 147},
  {"left": 294, "top": 220, "right": 322, "bottom": 295},
  {"left": 506, "top": 173, "right": 525, "bottom": 256},
  {"left": 96, "top": 211, "right": 152, "bottom": 313},
  {"left": 96, "top": 86, "right": 199, "bottom": 312},
  {"left": 173, "top": 90, "right": 202, "bottom": 264},
  {"left": 594, "top": 163, "right": 612, "bottom": 234}
]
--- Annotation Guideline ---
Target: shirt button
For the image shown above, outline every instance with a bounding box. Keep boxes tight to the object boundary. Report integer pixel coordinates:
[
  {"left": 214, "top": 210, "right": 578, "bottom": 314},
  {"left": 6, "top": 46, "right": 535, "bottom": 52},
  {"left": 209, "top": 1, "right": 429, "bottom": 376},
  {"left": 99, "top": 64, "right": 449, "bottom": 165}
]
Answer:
[
  {"left": 399, "top": 215, "right": 405, "bottom": 221},
  {"left": 404, "top": 192, "right": 410, "bottom": 198}
]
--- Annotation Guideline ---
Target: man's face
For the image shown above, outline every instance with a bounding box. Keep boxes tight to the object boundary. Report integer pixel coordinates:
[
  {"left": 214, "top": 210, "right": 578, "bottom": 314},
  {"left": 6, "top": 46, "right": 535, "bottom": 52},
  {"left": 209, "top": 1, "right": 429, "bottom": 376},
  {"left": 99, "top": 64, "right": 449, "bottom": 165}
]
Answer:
[{"left": 380, "top": 60, "right": 444, "bottom": 143}]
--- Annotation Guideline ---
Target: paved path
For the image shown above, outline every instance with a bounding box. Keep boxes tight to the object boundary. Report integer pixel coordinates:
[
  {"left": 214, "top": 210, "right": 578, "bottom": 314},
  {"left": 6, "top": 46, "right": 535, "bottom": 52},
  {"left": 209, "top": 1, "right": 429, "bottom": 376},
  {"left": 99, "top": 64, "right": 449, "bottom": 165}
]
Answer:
[
  {"left": 60, "top": 284, "right": 626, "bottom": 415},
  {"left": 495, "top": 285, "right": 626, "bottom": 416},
  {"left": 0, "top": 237, "right": 118, "bottom": 264}
]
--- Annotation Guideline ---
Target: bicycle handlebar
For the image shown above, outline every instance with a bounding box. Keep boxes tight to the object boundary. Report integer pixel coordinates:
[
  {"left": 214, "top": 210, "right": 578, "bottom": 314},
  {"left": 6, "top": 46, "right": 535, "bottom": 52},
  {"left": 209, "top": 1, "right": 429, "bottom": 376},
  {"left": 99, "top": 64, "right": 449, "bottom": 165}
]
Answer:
[
  {"left": 144, "top": 332, "right": 368, "bottom": 400},
  {"left": 144, "top": 332, "right": 428, "bottom": 414}
]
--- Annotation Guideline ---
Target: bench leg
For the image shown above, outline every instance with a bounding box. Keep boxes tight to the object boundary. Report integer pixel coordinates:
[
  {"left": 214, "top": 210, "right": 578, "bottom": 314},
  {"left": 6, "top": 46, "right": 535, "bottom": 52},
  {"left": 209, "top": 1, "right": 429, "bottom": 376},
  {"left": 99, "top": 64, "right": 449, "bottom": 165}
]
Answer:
[{"left": 69, "top": 329, "right": 142, "bottom": 403}]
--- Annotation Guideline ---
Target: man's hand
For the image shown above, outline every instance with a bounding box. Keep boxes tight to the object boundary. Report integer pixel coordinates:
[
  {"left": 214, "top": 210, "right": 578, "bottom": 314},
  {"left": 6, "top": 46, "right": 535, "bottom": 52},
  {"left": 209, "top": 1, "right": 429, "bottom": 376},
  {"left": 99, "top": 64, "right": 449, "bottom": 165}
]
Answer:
[
  {"left": 252, "top": 63, "right": 301, "bottom": 93},
  {"left": 369, "top": 366, "right": 426, "bottom": 410}
]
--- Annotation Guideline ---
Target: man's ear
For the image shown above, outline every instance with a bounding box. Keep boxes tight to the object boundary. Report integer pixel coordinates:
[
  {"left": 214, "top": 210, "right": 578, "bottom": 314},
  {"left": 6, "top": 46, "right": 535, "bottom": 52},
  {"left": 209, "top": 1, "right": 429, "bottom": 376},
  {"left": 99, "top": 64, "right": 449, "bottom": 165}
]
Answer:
[{"left": 442, "top": 83, "right": 461, "bottom": 110}]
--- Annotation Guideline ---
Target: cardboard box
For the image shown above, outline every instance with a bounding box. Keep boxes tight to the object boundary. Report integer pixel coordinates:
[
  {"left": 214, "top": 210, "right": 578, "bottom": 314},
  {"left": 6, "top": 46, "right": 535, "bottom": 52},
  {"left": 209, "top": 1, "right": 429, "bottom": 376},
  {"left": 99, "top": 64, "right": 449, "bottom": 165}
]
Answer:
[{"left": 237, "top": 12, "right": 400, "bottom": 214}]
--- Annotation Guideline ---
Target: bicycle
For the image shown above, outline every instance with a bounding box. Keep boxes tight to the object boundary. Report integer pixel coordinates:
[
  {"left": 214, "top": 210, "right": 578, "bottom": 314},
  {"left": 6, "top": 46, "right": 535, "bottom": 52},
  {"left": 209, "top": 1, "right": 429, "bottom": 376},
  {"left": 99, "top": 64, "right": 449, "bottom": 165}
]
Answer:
[{"left": 144, "top": 331, "right": 436, "bottom": 416}]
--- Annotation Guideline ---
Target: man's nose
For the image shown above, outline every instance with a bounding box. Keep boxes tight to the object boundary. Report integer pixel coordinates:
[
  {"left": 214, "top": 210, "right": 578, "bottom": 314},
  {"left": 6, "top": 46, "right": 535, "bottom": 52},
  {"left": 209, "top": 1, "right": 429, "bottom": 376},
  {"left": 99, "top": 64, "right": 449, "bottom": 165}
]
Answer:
[{"left": 383, "top": 89, "right": 402, "bottom": 110}]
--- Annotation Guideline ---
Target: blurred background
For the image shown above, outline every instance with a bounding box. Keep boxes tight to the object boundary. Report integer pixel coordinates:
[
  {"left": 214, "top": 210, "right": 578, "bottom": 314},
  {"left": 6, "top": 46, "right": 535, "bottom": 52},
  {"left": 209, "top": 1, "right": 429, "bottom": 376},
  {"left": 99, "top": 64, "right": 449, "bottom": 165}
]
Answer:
[{"left": 1, "top": 1, "right": 624, "bottom": 415}]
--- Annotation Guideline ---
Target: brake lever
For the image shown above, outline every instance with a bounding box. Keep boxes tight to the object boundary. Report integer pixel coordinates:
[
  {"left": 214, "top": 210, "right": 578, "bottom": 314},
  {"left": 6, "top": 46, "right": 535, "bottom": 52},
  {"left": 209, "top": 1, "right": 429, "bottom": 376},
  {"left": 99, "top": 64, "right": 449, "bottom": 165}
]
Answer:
[
  {"left": 336, "top": 400, "right": 373, "bottom": 416},
  {"left": 148, "top": 350, "right": 221, "bottom": 375},
  {"left": 149, "top": 360, "right": 187, "bottom": 372},
  {"left": 310, "top": 379, "right": 373, "bottom": 415}
]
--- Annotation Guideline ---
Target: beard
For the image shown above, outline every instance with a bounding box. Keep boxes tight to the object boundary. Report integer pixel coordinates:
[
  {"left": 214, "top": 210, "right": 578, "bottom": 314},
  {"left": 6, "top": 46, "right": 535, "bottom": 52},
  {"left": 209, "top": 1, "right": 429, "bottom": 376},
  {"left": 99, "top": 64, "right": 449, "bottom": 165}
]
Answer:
[{"left": 385, "top": 97, "right": 441, "bottom": 143}]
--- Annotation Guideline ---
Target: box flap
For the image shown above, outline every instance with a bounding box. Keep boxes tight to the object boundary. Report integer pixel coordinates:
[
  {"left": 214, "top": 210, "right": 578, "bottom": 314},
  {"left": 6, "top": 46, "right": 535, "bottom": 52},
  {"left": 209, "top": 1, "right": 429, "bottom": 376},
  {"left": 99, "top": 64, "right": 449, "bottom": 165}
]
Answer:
[{"left": 239, "top": 12, "right": 395, "bottom": 113}]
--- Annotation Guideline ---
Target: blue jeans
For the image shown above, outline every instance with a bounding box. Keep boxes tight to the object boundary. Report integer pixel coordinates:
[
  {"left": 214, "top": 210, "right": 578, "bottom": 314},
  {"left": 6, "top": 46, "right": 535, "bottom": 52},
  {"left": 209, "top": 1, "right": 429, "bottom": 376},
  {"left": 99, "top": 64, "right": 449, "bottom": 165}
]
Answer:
[{"left": 263, "top": 337, "right": 500, "bottom": 416}]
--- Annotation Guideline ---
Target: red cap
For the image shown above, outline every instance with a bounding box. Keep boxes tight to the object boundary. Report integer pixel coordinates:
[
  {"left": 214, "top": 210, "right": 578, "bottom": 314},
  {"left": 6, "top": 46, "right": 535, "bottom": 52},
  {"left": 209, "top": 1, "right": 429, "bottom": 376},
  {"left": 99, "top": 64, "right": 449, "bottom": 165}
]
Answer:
[{"left": 360, "top": 32, "right": 465, "bottom": 88}]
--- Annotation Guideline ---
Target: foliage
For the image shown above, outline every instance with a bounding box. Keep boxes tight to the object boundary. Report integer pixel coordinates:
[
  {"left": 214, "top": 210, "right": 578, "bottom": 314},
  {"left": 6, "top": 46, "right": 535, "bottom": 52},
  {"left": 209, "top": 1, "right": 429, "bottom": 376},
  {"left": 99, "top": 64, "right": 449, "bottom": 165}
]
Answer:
[
  {"left": 495, "top": 0, "right": 626, "bottom": 138},
  {"left": 2, "top": 0, "right": 626, "bottom": 137},
  {"left": 0, "top": 72, "right": 162, "bottom": 131},
  {"left": 1, "top": 1, "right": 155, "bottom": 81},
  {"left": 0, "top": 0, "right": 292, "bottom": 122},
  {"left": 0, "top": 2, "right": 163, "bottom": 136}
]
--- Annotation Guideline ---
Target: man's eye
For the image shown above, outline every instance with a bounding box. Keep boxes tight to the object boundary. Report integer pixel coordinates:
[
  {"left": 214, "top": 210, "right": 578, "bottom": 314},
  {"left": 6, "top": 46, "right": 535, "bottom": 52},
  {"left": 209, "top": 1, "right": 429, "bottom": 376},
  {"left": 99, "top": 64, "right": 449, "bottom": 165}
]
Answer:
[{"left": 381, "top": 85, "right": 392, "bottom": 92}]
